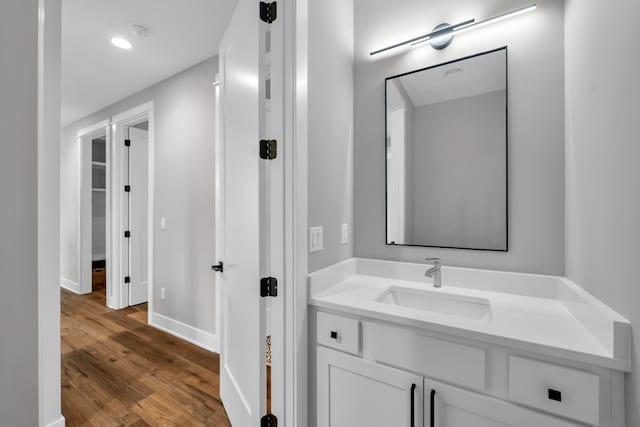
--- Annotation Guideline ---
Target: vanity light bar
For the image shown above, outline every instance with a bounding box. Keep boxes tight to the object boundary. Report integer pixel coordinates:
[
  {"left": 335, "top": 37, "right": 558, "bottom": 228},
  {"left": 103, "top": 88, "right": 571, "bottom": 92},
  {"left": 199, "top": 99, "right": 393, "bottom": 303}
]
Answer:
[
  {"left": 370, "top": 3, "right": 537, "bottom": 56},
  {"left": 370, "top": 19, "right": 475, "bottom": 56}
]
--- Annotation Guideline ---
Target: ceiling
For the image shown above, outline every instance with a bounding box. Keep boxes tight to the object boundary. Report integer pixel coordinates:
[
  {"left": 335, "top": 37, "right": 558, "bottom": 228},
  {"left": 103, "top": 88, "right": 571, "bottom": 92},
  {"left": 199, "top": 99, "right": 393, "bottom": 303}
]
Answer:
[
  {"left": 61, "top": 0, "right": 237, "bottom": 126},
  {"left": 394, "top": 49, "right": 506, "bottom": 108}
]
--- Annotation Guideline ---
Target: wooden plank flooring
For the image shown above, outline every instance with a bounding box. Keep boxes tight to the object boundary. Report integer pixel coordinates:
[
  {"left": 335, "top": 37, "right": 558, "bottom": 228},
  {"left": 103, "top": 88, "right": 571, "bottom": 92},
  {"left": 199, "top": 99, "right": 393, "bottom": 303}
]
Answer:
[{"left": 61, "top": 283, "right": 231, "bottom": 426}]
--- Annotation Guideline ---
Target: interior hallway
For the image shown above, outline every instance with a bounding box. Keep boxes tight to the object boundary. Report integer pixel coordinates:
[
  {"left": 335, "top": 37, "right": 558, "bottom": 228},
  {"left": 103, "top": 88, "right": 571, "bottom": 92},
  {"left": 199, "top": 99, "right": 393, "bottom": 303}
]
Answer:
[{"left": 61, "top": 283, "right": 230, "bottom": 426}]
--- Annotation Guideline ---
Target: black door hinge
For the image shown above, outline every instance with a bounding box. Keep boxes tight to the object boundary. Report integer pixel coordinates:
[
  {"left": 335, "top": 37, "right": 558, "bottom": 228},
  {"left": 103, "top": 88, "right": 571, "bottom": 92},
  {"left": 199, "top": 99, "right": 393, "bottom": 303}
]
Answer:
[
  {"left": 260, "top": 2, "right": 277, "bottom": 24},
  {"left": 124, "top": 185, "right": 131, "bottom": 192},
  {"left": 260, "top": 139, "right": 277, "bottom": 160},
  {"left": 260, "top": 277, "right": 278, "bottom": 297},
  {"left": 124, "top": 230, "right": 131, "bottom": 238},
  {"left": 261, "top": 414, "right": 277, "bottom": 427},
  {"left": 124, "top": 276, "right": 131, "bottom": 284},
  {"left": 124, "top": 139, "right": 131, "bottom": 147}
]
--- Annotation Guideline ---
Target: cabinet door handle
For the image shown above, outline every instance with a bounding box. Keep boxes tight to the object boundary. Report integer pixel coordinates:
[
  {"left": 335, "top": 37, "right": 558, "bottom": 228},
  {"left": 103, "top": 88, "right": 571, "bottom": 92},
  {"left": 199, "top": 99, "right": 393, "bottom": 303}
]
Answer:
[
  {"left": 548, "top": 388, "right": 562, "bottom": 402},
  {"left": 410, "top": 383, "right": 416, "bottom": 427},
  {"left": 430, "top": 389, "right": 436, "bottom": 427}
]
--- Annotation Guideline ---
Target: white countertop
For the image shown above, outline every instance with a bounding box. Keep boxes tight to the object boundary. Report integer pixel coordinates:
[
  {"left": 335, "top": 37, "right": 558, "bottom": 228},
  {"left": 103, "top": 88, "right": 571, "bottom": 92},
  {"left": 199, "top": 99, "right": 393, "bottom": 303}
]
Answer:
[{"left": 308, "top": 258, "right": 631, "bottom": 371}]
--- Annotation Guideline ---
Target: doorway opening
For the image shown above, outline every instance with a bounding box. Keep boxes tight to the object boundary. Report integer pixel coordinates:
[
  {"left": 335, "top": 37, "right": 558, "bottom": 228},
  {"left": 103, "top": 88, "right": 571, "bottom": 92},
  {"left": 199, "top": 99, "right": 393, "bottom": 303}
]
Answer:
[
  {"left": 90, "top": 134, "right": 107, "bottom": 302},
  {"left": 46, "top": 0, "right": 296, "bottom": 424}
]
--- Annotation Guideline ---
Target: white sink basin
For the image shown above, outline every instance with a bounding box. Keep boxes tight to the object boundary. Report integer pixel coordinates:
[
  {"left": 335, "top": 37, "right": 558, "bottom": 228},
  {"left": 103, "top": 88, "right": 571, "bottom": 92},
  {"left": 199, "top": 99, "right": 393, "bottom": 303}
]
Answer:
[{"left": 376, "top": 286, "right": 491, "bottom": 321}]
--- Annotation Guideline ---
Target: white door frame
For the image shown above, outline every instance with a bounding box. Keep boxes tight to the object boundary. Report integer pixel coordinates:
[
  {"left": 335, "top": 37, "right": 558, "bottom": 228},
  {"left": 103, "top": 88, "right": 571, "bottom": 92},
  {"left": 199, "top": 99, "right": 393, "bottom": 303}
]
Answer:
[
  {"left": 282, "top": 0, "right": 309, "bottom": 425},
  {"left": 213, "top": 76, "right": 222, "bottom": 363},
  {"left": 110, "top": 102, "right": 154, "bottom": 311},
  {"left": 77, "top": 120, "right": 110, "bottom": 296},
  {"left": 38, "top": 0, "right": 65, "bottom": 425}
]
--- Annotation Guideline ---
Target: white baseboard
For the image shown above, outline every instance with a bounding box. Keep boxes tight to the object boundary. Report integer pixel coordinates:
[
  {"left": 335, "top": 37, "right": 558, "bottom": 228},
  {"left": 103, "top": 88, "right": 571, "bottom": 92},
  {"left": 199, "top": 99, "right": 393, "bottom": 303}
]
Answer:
[
  {"left": 44, "top": 415, "right": 65, "bottom": 427},
  {"left": 149, "top": 312, "right": 219, "bottom": 353},
  {"left": 60, "top": 277, "right": 81, "bottom": 294}
]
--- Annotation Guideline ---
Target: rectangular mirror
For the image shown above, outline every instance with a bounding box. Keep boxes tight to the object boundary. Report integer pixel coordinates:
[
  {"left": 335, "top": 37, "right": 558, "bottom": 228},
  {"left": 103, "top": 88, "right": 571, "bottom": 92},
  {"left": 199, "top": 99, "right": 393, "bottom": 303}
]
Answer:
[{"left": 385, "top": 47, "right": 507, "bottom": 251}]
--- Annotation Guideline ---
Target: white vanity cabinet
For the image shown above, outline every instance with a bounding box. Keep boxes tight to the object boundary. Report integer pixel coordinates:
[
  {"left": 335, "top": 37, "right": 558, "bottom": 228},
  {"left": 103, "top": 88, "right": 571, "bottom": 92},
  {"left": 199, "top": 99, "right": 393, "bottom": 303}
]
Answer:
[
  {"left": 317, "top": 346, "right": 422, "bottom": 427},
  {"left": 309, "top": 259, "right": 630, "bottom": 427},
  {"left": 313, "top": 310, "right": 624, "bottom": 427}
]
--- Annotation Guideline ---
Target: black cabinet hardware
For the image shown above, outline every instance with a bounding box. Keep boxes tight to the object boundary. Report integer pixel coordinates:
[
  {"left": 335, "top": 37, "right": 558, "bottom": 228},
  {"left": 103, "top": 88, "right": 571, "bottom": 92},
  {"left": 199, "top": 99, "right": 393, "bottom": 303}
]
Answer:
[
  {"left": 430, "top": 389, "right": 436, "bottom": 427},
  {"left": 548, "top": 388, "right": 562, "bottom": 402},
  {"left": 410, "top": 383, "right": 416, "bottom": 427},
  {"left": 211, "top": 262, "right": 224, "bottom": 273},
  {"left": 330, "top": 331, "right": 338, "bottom": 340}
]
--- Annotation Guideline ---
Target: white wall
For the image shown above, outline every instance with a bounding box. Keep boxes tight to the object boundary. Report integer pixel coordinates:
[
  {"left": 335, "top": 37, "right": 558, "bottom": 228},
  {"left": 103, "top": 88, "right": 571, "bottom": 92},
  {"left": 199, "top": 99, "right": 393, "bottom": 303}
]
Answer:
[
  {"left": 354, "top": 0, "right": 565, "bottom": 274},
  {"left": 565, "top": 0, "right": 640, "bottom": 424},
  {"left": 61, "top": 57, "right": 218, "bottom": 340},
  {"left": 308, "top": 0, "right": 354, "bottom": 272},
  {"left": 0, "top": 2, "right": 40, "bottom": 425},
  {"left": 1, "top": 1, "right": 62, "bottom": 426}
]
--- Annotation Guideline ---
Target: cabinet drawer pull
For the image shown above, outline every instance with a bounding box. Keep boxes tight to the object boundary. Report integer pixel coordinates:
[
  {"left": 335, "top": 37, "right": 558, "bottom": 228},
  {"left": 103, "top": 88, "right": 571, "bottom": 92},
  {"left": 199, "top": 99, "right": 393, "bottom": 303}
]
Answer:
[
  {"left": 410, "top": 383, "right": 416, "bottom": 427},
  {"left": 430, "top": 389, "right": 436, "bottom": 427},
  {"left": 548, "top": 388, "right": 562, "bottom": 402},
  {"left": 330, "top": 331, "right": 338, "bottom": 340}
]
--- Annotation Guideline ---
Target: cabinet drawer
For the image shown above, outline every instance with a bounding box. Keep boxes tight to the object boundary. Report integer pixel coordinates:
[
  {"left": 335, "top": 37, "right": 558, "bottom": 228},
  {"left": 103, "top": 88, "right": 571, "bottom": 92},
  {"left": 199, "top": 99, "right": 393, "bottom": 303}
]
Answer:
[
  {"left": 371, "top": 323, "right": 486, "bottom": 391},
  {"left": 508, "top": 356, "right": 599, "bottom": 425},
  {"left": 317, "top": 312, "right": 360, "bottom": 355}
]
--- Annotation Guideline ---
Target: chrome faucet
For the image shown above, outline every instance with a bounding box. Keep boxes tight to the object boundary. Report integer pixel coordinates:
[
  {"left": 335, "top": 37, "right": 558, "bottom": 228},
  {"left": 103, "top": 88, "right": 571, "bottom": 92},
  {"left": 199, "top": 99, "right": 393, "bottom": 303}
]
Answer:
[{"left": 425, "top": 258, "right": 442, "bottom": 288}]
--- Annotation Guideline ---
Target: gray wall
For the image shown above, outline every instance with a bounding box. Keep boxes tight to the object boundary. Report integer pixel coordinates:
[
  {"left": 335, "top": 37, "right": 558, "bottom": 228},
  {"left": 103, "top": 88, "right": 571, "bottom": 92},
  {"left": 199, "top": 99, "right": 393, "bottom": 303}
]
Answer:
[
  {"left": 565, "top": 0, "right": 640, "bottom": 424},
  {"left": 354, "top": 0, "right": 565, "bottom": 274},
  {"left": 411, "top": 91, "right": 506, "bottom": 250},
  {"left": 61, "top": 57, "right": 218, "bottom": 335},
  {"left": 308, "top": 0, "right": 354, "bottom": 272},
  {"left": 0, "top": 1, "right": 39, "bottom": 425}
]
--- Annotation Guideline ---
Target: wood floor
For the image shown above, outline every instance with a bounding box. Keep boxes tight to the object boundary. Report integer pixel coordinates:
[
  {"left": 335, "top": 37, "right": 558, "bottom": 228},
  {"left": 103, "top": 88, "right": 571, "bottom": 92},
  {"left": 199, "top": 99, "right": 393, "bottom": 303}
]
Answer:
[{"left": 61, "top": 283, "right": 231, "bottom": 426}]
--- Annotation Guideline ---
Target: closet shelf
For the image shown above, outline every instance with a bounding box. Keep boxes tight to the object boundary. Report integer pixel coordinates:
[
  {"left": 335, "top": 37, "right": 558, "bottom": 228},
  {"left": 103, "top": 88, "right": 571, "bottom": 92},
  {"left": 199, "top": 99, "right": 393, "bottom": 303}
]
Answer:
[
  {"left": 92, "top": 161, "right": 106, "bottom": 168},
  {"left": 92, "top": 188, "right": 106, "bottom": 192}
]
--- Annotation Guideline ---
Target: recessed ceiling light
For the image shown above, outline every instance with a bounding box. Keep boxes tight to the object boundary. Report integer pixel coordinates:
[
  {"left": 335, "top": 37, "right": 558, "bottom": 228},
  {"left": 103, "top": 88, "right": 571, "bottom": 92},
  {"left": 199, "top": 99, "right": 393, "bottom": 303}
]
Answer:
[
  {"left": 111, "top": 37, "right": 132, "bottom": 50},
  {"left": 444, "top": 67, "right": 464, "bottom": 78}
]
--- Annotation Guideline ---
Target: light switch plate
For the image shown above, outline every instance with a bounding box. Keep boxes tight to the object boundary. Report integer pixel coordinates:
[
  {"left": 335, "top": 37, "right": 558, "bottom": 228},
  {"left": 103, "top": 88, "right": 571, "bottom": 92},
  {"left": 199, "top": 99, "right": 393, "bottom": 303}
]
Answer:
[
  {"left": 341, "top": 223, "right": 349, "bottom": 245},
  {"left": 160, "top": 217, "right": 167, "bottom": 230},
  {"left": 309, "top": 227, "right": 324, "bottom": 253}
]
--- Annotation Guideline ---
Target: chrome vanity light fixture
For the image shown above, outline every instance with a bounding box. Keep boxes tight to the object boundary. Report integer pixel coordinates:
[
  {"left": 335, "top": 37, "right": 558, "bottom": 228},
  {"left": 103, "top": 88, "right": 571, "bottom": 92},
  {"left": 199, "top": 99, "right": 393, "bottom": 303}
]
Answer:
[{"left": 369, "top": 3, "right": 536, "bottom": 56}]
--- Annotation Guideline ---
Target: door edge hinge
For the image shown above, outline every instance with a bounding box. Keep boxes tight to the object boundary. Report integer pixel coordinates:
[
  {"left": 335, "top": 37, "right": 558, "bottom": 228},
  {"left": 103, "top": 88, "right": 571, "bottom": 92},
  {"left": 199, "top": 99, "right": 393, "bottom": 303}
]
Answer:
[
  {"left": 124, "top": 230, "right": 131, "bottom": 238},
  {"left": 260, "top": 277, "right": 278, "bottom": 297},
  {"left": 124, "top": 185, "right": 131, "bottom": 192},
  {"left": 260, "top": 139, "right": 277, "bottom": 160},
  {"left": 124, "top": 139, "right": 131, "bottom": 147},
  {"left": 124, "top": 276, "right": 131, "bottom": 284},
  {"left": 259, "top": 2, "right": 277, "bottom": 24},
  {"left": 261, "top": 414, "right": 277, "bottom": 427}
]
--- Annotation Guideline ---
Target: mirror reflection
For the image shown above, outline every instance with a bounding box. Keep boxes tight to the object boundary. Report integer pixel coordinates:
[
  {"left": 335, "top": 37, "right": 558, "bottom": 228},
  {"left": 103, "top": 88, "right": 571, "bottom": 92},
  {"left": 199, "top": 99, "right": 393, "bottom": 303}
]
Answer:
[{"left": 385, "top": 48, "right": 508, "bottom": 251}]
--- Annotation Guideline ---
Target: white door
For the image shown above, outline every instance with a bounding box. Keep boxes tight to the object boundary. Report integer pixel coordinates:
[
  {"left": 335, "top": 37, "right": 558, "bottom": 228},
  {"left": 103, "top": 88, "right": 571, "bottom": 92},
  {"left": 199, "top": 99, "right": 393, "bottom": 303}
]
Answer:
[
  {"left": 218, "top": 0, "right": 268, "bottom": 424},
  {"left": 425, "top": 379, "right": 581, "bottom": 427},
  {"left": 317, "top": 347, "right": 423, "bottom": 427},
  {"left": 127, "top": 127, "right": 149, "bottom": 306}
]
